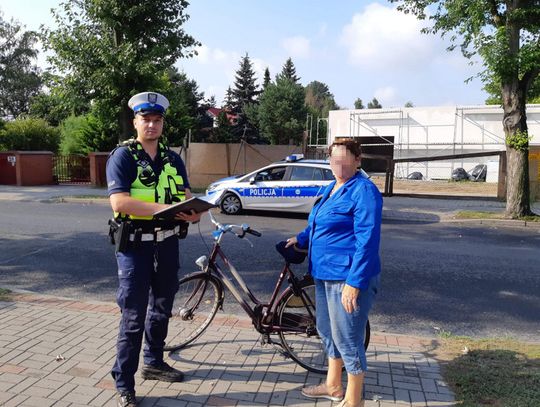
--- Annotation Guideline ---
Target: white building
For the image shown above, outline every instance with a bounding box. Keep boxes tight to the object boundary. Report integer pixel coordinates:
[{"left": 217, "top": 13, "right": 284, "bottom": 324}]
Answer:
[{"left": 323, "top": 104, "right": 540, "bottom": 181}]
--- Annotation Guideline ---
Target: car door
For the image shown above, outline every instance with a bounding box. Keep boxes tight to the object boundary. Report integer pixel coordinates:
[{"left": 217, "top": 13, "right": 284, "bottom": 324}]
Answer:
[
  {"left": 281, "top": 165, "right": 330, "bottom": 212},
  {"left": 241, "top": 165, "right": 286, "bottom": 210}
]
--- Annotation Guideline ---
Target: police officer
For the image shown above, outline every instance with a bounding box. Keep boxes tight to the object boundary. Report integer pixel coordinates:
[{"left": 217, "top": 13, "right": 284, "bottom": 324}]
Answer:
[{"left": 106, "top": 92, "right": 202, "bottom": 407}]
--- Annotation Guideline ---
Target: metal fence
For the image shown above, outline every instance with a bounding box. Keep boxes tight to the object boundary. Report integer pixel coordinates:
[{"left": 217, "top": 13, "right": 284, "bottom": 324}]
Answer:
[
  {"left": 306, "top": 147, "right": 505, "bottom": 198},
  {"left": 52, "top": 154, "right": 91, "bottom": 184}
]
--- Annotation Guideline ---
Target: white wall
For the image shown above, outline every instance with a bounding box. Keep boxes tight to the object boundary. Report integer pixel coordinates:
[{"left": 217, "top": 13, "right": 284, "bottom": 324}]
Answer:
[
  {"left": 327, "top": 104, "right": 540, "bottom": 180},
  {"left": 329, "top": 104, "right": 540, "bottom": 147}
]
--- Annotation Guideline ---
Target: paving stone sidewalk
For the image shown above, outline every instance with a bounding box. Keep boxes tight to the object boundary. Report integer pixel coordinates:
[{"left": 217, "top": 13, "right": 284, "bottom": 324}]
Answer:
[{"left": 0, "top": 293, "right": 455, "bottom": 407}]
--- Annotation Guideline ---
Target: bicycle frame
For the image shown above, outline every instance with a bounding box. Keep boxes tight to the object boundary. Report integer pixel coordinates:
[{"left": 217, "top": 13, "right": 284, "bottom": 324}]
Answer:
[
  {"left": 166, "top": 214, "right": 337, "bottom": 374},
  {"left": 195, "top": 220, "right": 316, "bottom": 335}
]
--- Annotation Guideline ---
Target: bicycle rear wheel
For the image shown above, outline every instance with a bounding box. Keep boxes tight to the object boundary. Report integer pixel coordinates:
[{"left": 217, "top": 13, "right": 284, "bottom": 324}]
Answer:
[
  {"left": 164, "top": 273, "right": 222, "bottom": 352},
  {"left": 277, "top": 279, "right": 371, "bottom": 374}
]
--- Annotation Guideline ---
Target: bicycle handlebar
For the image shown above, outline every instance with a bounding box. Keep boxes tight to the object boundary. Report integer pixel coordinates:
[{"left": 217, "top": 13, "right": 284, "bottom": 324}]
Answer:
[
  {"left": 247, "top": 229, "right": 262, "bottom": 237},
  {"left": 208, "top": 212, "right": 262, "bottom": 239}
]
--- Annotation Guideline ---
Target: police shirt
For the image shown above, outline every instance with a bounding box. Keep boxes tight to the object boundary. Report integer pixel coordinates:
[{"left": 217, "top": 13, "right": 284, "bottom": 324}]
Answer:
[{"left": 106, "top": 146, "right": 190, "bottom": 196}]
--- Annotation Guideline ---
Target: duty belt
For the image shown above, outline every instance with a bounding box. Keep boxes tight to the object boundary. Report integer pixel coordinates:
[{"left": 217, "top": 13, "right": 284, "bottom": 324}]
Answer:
[{"left": 129, "top": 226, "right": 180, "bottom": 243}]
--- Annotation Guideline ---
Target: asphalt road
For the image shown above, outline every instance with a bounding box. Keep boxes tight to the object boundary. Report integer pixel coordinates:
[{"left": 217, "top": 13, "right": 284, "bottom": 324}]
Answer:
[{"left": 0, "top": 199, "right": 539, "bottom": 342}]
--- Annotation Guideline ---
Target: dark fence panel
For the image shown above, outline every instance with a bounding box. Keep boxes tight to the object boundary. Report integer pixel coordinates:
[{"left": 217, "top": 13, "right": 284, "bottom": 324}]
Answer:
[{"left": 53, "top": 154, "right": 91, "bottom": 184}]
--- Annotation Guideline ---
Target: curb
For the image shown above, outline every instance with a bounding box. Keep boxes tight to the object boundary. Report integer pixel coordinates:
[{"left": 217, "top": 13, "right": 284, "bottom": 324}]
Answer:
[
  {"left": 2, "top": 189, "right": 537, "bottom": 231},
  {"left": 443, "top": 217, "right": 540, "bottom": 230}
]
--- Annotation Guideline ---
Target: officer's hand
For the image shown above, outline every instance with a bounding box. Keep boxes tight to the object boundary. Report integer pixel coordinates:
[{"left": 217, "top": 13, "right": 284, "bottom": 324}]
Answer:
[{"left": 176, "top": 209, "right": 203, "bottom": 223}]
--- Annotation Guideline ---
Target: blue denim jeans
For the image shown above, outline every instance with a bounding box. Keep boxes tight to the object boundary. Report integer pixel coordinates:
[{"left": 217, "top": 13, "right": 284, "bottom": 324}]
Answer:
[{"left": 315, "top": 274, "right": 379, "bottom": 374}]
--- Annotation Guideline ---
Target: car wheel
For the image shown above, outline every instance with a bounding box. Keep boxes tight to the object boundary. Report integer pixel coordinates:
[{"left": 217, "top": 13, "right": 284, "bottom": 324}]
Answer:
[{"left": 220, "top": 193, "right": 242, "bottom": 215}]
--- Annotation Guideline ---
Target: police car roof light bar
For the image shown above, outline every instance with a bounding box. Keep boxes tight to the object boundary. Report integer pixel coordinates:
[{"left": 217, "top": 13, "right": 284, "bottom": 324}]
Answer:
[{"left": 285, "top": 153, "right": 304, "bottom": 162}]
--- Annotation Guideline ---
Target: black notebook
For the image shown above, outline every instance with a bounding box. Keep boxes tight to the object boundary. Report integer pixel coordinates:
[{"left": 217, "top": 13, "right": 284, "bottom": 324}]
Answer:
[{"left": 153, "top": 197, "right": 217, "bottom": 219}]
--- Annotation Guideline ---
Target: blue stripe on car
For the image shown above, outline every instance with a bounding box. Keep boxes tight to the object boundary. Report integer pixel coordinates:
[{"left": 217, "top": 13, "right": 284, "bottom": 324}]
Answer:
[
  {"left": 282, "top": 186, "right": 322, "bottom": 197},
  {"left": 229, "top": 186, "right": 323, "bottom": 198}
]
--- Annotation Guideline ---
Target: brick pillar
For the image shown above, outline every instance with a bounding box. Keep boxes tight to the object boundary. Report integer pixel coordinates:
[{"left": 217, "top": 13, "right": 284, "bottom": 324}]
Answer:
[{"left": 89, "top": 152, "right": 110, "bottom": 187}]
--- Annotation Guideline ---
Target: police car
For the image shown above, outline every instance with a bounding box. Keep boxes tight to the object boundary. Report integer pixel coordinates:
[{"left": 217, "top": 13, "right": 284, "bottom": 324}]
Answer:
[{"left": 206, "top": 154, "right": 369, "bottom": 215}]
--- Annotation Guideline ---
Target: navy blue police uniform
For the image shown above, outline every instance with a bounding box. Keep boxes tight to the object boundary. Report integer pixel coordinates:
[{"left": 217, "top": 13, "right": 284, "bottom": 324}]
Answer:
[{"left": 106, "top": 92, "right": 190, "bottom": 399}]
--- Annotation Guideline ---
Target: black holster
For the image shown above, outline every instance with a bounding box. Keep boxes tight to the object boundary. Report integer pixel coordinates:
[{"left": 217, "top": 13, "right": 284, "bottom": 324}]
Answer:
[
  {"left": 177, "top": 221, "right": 189, "bottom": 240},
  {"left": 108, "top": 218, "right": 131, "bottom": 252}
]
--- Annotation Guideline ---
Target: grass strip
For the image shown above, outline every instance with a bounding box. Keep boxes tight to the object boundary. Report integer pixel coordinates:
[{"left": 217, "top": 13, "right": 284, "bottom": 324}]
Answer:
[
  {"left": 0, "top": 288, "right": 13, "bottom": 301},
  {"left": 435, "top": 336, "right": 540, "bottom": 406},
  {"left": 455, "top": 210, "right": 540, "bottom": 222}
]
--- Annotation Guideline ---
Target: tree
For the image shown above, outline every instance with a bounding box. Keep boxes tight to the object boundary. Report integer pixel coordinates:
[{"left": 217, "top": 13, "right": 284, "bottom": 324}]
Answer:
[
  {"left": 404, "top": 101, "right": 414, "bottom": 108},
  {"left": 278, "top": 57, "right": 300, "bottom": 83},
  {"left": 29, "top": 92, "right": 70, "bottom": 127},
  {"left": 391, "top": 0, "right": 540, "bottom": 218},
  {"left": 59, "top": 114, "right": 107, "bottom": 154},
  {"left": 222, "top": 86, "right": 234, "bottom": 109},
  {"left": 231, "top": 53, "right": 260, "bottom": 113},
  {"left": 305, "top": 81, "right": 338, "bottom": 145},
  {"left": 0, "top": 14, "right": 41, "bottom": 119},
  {"left": 484, "top": 77, "right": 540, "bottom": 105},
  {"left": 230, "top": 53, "right": 261, "bottom": 141},
  {"left": 305, "top": 81, "right": 338, "bottom": 116},
  {"left": 367, "top": 98, "right": 382, "bottom": 109},
  {"left": 204, "top": 95, "right": 217, "bottom": 108},
  {"left": 354, "top": 98, "right": 365, "bottom": 109},
  {"left": 258, "top": 77, "right": 306, "bottom": 144},
  {"left": 210, "top": 111, "right": 235, "bottom": 143},
  {"left": 263, "top": 67, "right": 271, "bottom": 89},
  {"left": 156, "top": 67, "right": 204, "bottom": 147},
  {"left": 43, "top": 0, "right": 199, "bottom": 143}
]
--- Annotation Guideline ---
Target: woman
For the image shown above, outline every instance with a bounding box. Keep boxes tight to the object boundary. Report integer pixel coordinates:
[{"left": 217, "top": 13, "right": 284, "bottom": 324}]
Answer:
[{"left": 286, "top": 138, "right": 382, "bottom": 407}]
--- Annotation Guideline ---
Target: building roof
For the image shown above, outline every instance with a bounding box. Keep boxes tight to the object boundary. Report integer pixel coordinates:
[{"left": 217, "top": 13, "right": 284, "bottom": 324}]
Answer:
[{"left": 206, "top": 107, "right": 239, "bottom": 125}]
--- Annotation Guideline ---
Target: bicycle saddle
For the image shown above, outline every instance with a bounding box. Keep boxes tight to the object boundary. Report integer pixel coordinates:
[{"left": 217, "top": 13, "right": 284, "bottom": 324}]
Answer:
[{"left": 275, "top": 240, "right": 308, "bottom": 264}]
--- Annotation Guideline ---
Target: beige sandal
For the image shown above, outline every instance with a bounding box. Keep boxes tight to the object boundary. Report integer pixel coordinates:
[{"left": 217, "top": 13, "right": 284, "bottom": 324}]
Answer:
[
  {"left": 334, "top": 399, "right": 365, "bottom": 407},
  {"left": 301, "top": 383, "right": 344, "bottom": 402}
]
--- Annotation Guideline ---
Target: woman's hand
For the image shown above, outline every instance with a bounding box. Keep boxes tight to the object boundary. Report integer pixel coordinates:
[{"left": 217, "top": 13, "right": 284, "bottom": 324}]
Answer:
[
  {"left": 175, "top": 209, "right": 203, "bottom": 223},
  {"left": 285, "top": 236, "right": 298, "bottom": 248},
  {"left": 341, "top": 284, "right": 360, "bottom": 313}
]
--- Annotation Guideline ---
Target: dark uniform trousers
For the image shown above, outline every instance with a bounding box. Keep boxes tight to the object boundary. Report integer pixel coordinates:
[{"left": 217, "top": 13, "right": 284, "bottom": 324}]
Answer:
[{"left": 111, "top": 236, "right": 180, "bottom": 392}]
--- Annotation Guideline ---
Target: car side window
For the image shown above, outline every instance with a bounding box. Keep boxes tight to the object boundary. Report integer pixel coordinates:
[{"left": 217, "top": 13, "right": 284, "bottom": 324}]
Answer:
[
  {"left": 256, "top": 166, "right": 286, "bottom": 181},
  {"left": 290, "top": 166, "right": 316, "bottom": 181},
  {"left": 312, "top": 168, "right": 325, "bottom": 181},
  {"left": 323, "top": 169, "right": 335, "bottom": 180},
  {"left": 254, "top": 171, "right": 269, "bottom": 181},
  {"left": 269, "top": 167, "right": 286, "bottom": 181}
]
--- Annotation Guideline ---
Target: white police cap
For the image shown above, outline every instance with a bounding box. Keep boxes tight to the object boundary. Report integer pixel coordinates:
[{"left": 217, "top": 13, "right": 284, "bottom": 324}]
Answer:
[{"left": 128, "top": 92, "right": 170, "bottom": 116}]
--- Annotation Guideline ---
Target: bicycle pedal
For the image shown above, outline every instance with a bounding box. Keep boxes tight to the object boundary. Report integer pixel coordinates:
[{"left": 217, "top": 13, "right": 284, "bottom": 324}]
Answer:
[{"left": 259, "top": 334, "right": 270, "bottom": 346}]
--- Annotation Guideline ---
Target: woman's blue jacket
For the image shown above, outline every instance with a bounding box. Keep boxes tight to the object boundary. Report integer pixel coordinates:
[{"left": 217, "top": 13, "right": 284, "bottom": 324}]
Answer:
[{"left": 296, "top": 171, "right": 382, "bottom": 290}]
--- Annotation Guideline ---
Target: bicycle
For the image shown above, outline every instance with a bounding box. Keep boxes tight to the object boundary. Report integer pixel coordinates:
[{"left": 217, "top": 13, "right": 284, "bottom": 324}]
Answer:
[{"left": 164, "top": 212, "right": 370, "bottom": 374}]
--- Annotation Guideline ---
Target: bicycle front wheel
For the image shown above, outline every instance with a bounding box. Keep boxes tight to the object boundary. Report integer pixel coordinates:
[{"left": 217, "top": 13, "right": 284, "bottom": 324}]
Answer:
[{"left": 164, "top": 273, "right": 222, "bottom": 352}]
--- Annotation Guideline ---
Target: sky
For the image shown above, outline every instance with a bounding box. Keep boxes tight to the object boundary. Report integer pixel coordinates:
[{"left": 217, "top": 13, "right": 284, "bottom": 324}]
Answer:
[{"left": 0, "top": 0, "right": 489, "bottom": 109}]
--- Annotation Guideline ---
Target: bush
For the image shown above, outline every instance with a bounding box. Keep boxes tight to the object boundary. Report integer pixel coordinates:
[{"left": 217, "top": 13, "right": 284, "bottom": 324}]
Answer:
[
  {"left": 59, "top": 114, "right": 112, "bottom": 154},
  {"left": 60, "top": 115, "right": 89, "bottom": 154},
  {"left": 0, "top": 117, "right": 60, "bottom": 152}
]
